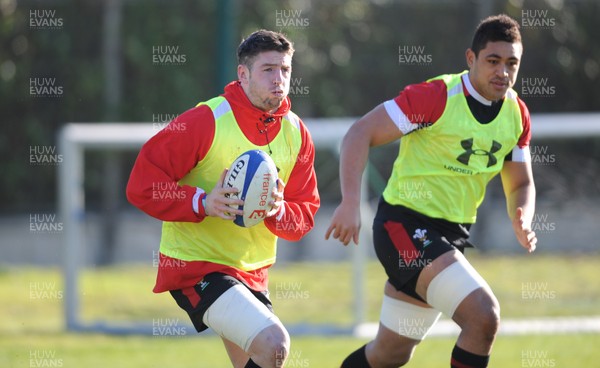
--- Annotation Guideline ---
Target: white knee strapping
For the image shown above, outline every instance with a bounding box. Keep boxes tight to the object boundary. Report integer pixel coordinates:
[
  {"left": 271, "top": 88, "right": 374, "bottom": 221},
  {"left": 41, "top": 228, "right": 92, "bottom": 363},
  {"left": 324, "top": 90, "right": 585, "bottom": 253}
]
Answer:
[
  {"left": 202, "top": 284, "right": 281, "bottom": 352},
  {"left": 380, "top": 295, "right": 442, "bottom": 340},
  {"left": 426, "top": 260, "right": 491, "bottom": 319}
]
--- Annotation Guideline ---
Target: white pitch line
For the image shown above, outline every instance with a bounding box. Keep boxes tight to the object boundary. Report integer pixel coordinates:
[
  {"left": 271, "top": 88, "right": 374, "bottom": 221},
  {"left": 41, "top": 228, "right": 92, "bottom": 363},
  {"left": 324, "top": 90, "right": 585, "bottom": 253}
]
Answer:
[{"left": 354, "top": 316, "right": 600, "bottom": 339}]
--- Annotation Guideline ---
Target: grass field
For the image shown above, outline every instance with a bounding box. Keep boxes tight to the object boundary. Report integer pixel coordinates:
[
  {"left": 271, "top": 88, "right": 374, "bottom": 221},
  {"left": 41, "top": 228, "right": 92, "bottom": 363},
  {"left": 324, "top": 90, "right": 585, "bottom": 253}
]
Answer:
[{"left": 1, "top": 253, "right": 599, "bottom": 367}]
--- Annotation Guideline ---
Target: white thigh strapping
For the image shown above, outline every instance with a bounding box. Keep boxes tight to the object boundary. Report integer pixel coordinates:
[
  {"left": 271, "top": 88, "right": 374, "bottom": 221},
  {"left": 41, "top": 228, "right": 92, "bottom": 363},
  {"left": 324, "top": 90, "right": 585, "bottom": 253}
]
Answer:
[
  {"left": 380, "top": 295, "right": 442, "bottom": 340},
  {"left": 426, "top": 260, "right": 491, "bottom": 319},
  {"left": 202, "top": 284, "right": 280, "bottom": 352}
]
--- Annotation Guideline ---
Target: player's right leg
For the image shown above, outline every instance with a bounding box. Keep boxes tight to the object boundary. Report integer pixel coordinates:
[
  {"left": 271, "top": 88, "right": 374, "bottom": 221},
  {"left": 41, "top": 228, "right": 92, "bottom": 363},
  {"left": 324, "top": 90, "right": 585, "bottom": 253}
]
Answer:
[{"left": 418, "top": 250, "right": 500, "bottom": 357}]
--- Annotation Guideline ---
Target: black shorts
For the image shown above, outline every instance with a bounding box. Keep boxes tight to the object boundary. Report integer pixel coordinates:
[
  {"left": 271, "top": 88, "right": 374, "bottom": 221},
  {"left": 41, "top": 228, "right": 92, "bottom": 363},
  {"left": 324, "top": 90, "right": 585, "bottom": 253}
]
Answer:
[
  {"left": 373, "top": 199, "right": 473, "bottom": 302},
  {"left": 169, "top": 273, "right": 273, "bottom": 333}
]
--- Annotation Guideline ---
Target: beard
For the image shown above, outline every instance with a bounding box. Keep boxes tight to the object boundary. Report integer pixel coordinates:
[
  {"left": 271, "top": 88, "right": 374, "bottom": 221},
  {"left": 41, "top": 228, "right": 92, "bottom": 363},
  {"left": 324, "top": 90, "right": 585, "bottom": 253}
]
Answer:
[{"left": 261, "top": 96, "right": 285, "bottom": 111}]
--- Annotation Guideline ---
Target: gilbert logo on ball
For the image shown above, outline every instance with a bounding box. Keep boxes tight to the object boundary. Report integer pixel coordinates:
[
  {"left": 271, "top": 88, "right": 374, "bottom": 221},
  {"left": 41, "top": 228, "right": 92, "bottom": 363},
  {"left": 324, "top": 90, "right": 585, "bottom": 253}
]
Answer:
[{"left": 224, "top": 150, "right": 278, "bottom": 227}]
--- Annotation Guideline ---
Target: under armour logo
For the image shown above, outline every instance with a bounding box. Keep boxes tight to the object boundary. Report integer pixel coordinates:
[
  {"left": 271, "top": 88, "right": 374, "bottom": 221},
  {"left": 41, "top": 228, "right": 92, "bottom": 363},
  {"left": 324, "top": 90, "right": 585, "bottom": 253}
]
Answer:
[{"left": 456, "top": 138, "right": 502, "bottom": 167}]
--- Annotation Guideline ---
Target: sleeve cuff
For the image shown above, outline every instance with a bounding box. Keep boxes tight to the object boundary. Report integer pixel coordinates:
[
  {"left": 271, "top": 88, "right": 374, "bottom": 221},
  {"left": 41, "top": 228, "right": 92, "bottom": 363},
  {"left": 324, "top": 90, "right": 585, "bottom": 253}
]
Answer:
[
  {"left": 192, "top": 187, "right": 206, "bottom": 216},
  {"left": 383, "top": 99, "right": 418, "bottom": 135},
  {"left": 276, "top": 203, "right": 286, "bottom": 221},
  {"left": 511, "top": 145, "right": 531, "bottom": 163}
]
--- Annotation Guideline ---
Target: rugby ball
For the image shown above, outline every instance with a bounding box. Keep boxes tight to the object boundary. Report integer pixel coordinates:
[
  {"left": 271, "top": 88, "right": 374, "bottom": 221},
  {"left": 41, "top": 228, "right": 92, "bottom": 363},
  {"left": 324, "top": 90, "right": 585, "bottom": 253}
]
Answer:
[{"left": 223, "top": 150, "right": 278, "bottom": 227}]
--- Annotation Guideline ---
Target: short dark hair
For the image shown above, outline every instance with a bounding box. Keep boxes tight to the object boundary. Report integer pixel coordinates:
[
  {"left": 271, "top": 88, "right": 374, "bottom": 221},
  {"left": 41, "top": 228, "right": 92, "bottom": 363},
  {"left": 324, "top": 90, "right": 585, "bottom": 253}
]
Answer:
[
  {"left": 471, "top": 14, "right": 522, "bottom": 56},
  {"left": 237, "top": 30, "right": 294, "bottom": 67}
]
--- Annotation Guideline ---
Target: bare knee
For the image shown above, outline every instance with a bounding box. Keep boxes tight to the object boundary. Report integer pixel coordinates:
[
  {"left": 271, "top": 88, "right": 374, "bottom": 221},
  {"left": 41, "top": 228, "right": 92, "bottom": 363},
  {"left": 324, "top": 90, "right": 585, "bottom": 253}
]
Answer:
[
  {"left": 248, "top": 324, "right": 290, "bottom": 368},
  {"left": 455, "top": 290, "right": 501, "bottom": 342},
  {"left": 464, "top": 307, "right": 499, "bottom": 346},
  {"left": 480, "top": 302, "right": 500, "bottom": 341}
]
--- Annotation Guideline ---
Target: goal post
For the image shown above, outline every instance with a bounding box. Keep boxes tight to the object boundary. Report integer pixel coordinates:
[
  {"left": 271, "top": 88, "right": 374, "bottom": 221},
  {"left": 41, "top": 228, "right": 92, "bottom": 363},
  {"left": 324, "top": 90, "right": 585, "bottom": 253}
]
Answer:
[
  {"left": 58, "top": 123, "right": 161, "bottom": 331},
  {"left": 57, "top": 113, "right": 600, "bottom": 334}
]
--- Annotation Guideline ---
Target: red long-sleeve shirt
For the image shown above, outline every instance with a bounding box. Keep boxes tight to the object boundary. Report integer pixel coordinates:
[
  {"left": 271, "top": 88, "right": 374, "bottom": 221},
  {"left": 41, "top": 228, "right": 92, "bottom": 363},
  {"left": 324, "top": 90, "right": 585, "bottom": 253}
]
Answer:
[{"left": 127, "top": 82, "right": 320, "bottom": 292}]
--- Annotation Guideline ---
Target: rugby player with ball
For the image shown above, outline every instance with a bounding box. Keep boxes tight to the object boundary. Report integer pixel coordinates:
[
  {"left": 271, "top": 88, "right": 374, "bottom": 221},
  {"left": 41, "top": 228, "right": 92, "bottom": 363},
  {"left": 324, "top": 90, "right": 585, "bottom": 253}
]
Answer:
[{"left": 127, "top": 30, "right": 319, "bottom": 368}]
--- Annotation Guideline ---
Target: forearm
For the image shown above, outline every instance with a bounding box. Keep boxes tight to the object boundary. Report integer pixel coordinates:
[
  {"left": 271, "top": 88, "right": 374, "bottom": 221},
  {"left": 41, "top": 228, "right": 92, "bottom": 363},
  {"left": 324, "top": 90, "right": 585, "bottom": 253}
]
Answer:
[
  {"left": 264, "top": 126, "right": 320, "bottom": 241},
  {"left": 264, "top": 200, "right": 318, "bottom": 241},
  {"left": 506, "top": 183, "right": 536, "bottom": 227}
]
